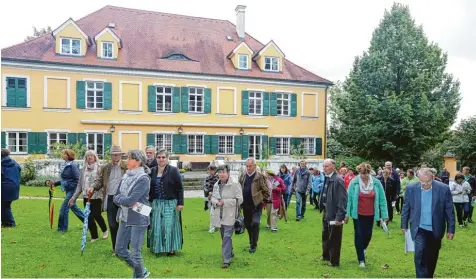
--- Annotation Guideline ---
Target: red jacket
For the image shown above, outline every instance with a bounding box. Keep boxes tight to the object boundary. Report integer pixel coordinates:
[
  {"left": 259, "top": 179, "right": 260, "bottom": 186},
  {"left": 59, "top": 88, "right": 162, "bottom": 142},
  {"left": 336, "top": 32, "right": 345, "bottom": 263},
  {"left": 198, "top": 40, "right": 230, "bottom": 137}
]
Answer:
[
  {"left": 344, "top": 173, "right": 355, "bottom": 190},
  {"left": 268, "top": 176, "right": 286, "bottom": 209}
]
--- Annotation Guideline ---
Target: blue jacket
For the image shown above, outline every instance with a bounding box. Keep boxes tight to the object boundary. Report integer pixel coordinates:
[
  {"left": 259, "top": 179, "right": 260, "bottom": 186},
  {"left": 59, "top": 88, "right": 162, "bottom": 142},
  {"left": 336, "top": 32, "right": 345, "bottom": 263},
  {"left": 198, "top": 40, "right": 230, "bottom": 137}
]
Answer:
[
  {"left": 279, "top": 172, "right": 293, "bottom": 194},
  {"left": 1, "top": 156, "right": 21, "bottom": 201},
  {"left": 54, "top": 161, "right": 80, "bottom": 192},
  {"left": 312, "top": 174, "right": 325, "bottom": 194},
  {"left": 401, "top": 180, "right": 455, "bottom": 241}
]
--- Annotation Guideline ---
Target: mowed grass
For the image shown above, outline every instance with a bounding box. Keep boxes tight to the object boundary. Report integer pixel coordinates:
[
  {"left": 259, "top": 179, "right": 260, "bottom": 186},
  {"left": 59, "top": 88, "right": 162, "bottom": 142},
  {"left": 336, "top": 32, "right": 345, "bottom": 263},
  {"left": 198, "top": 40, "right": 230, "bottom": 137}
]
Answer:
[{"left": 2, "top": 197, "right": 476, "bottom": 278}]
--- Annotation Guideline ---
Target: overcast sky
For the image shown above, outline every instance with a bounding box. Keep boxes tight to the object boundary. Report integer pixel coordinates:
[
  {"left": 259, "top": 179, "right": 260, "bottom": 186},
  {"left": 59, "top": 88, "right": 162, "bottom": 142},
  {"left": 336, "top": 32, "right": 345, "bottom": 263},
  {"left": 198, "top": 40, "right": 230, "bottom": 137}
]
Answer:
[{"left": 1, "top": 0, "right": 474, "bottom": 125}]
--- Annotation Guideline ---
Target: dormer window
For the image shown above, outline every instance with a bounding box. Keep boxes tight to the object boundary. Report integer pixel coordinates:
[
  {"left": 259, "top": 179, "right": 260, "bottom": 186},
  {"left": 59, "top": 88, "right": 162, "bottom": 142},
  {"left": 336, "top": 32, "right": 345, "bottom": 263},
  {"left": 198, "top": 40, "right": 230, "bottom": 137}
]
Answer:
[
  {"left": 102, "top": 42, "right": 113, "bottom": 58},
  {"left": 264, "top": 57, "right": 279, "bottom": 72},
  {"left": 61, "top": 38, "right": 81, "bottom": 55},
  {"left": 238, "top": 54, "right": 248, "bottom": 69},
  {"left": 167, "top": 54, "right": 190, "bottom": 61}
]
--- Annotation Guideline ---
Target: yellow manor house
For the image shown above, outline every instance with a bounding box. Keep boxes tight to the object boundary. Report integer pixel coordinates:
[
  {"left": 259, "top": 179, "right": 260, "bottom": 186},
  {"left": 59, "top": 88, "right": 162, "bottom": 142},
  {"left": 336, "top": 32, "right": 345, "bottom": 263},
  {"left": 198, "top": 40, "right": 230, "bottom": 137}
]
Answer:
[{"left": 1, "top": 5, "right": 331, "bottom": 165}]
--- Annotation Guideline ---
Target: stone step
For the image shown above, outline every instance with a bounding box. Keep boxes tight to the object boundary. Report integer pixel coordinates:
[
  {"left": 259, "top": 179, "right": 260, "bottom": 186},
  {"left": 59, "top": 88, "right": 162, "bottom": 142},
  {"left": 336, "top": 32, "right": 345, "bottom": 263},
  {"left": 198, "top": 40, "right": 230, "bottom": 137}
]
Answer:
[{"left": 183, "top": 185, "right": 203, "bottom": 190}]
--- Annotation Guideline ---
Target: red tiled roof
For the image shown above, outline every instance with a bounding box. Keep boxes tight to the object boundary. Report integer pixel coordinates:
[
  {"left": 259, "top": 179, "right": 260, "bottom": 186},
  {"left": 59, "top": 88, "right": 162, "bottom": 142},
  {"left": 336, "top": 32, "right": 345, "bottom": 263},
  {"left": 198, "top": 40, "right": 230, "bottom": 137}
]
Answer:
[{"left": 1, "top": 5, "right": 331, "bottom": 85}]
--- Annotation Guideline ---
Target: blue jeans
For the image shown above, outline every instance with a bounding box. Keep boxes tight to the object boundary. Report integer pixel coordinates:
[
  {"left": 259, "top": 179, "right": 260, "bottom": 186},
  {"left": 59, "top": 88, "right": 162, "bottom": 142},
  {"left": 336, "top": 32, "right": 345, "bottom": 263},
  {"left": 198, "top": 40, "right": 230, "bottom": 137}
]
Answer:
[
  {"left": 1, "top": 201, "right": 15, "bottom": 227},
  {"left": 115, "top": 222, "right": 148, "bottom": 278},
  {"left": 295, "top": 192, "right": 307, "bottom": 218},
  {"left": 58, "top": 190, "right": 85, "bottom": 232}
]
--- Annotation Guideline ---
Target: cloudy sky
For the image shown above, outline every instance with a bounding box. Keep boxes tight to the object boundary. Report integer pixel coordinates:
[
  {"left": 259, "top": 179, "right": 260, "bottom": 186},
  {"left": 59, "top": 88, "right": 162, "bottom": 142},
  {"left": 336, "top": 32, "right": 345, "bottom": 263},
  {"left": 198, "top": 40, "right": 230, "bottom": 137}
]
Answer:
[{"left": 1, "top": 0, "right": 474, "bottom": 125}]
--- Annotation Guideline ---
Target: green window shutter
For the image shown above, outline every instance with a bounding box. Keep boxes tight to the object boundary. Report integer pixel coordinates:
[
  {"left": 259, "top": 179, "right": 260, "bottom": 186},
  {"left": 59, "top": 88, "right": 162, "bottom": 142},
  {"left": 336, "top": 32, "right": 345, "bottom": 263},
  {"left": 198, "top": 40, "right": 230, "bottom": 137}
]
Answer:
[
  {"left": 1, "top": 132, "right": 6, "bottom": 148},
  {"left": 181, "top": 87, "right": 189, "bottom": 113},
  {"left": 241, "top": 135, "right": 249, "bottom": 159},
  {"left": 78, "top": 133, "right": 87, "bottom": 147},
  {"left": 148, "top": 85, "right": 156, "bottom": 112},
  {"left": 16, "top": 78, "right": 27, "bottom": 107},
  {"left": 269, "top": 137, "right": 277, "bottom": 155},
  {"left": 37, "top": 132, "right": 48, "bottom": 154},
  {"left": 103, "top": 82, "right": 112, "bottom": 110},
  {"left": 104, "top": 133, "right": 112, "bottom": 153},
  {"left": 76, "top": 81, "right": 86, "bottom": 109},
  {"left": 211, "top": 135, "right": 219, "bottom": 154},
  {"left": 291, "top": 93, "right": 297, "bottom": 117},
  {"left": 146, "top": 134, "right": 155, "bottom": 147},
  {"left": 316, "top": 137, "right": 323, "bottom": 156},
  {"left": 270, "top": 93, "right": 277, "bottom": 116},
  {"left": 204, "top": 88, "right": 212, "bottom": 114},
  {"left": 172, "top": 134, "right": 182, "bottom": 153},
  {"left": 67, "top": 133, "right": 78, "bottom": 144},
  {"left": 262, "top": 135, "right": 269, "bottom": 158},
  {"left": 234, "top": 135, "right": 242, "bottom": 155},
  {"left": 172, "top": 87, "right": 181, "bottom": 113},
  {"left": 28, "top": 132, "right": 39, "bottom": 154},
  {"left": 263, "top": 92, "right": 270, "bottom": 115},
  {"left": 6, "top": 78, "right": 17, "bottom": 107},
  {"left": 180, "top": 135, "right": 188, "bottom": 154},
  {"left": 241, "top": 91, "right": 249, "bottom": 115},
  {"left": 204, "top": 135, "right": 212, "bottom": 154}
]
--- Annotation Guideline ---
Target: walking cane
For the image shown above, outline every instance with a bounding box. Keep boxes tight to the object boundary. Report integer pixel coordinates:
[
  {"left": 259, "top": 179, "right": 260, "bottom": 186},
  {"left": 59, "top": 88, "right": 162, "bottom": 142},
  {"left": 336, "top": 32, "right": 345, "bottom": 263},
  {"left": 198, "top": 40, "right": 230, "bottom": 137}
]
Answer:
[{"left": 281, "top": 195, "right": 288, "bottom": 222}]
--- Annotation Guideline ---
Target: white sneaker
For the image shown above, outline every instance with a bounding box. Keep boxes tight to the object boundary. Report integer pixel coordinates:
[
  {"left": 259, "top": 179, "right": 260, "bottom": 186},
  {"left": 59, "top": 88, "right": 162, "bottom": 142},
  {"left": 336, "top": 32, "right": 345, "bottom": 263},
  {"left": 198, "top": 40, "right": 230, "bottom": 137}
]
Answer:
[
  {"left": 359, "top": 262, "right": 366, "bottom": 268},
  {"left": 208, "top": 228, "right": 215, "bottom": 233},
  {"left": 90, "top": 238, "right": 99, "bottom": 243},
  {"left": 102, "top": 230, "right": 109, "bottom": 239}
]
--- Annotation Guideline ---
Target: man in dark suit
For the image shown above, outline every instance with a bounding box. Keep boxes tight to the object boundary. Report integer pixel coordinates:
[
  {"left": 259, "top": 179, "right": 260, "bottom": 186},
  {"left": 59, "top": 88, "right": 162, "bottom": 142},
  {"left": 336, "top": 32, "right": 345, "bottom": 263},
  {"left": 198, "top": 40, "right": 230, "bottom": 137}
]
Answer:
[{"left": 401, "top": 168, "right": 455, "bottom": 278}]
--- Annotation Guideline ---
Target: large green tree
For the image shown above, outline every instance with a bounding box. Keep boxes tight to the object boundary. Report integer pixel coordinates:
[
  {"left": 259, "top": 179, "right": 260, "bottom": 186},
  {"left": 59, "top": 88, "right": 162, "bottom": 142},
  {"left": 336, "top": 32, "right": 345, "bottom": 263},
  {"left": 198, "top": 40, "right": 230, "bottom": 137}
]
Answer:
[
  {"left": 330, "top": 3, "right": 461, "bottom": 167},
  {"left": 450, "top": 116, "right": 476, "bottom": 174}
]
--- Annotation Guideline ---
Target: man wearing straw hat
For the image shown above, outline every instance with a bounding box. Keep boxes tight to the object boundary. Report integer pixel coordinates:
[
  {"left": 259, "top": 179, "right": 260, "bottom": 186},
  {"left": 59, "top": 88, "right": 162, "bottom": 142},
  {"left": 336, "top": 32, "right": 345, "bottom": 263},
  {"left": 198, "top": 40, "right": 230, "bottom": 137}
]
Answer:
[{"left": 89, "top": 145, "right": 127, "bottom": 254}]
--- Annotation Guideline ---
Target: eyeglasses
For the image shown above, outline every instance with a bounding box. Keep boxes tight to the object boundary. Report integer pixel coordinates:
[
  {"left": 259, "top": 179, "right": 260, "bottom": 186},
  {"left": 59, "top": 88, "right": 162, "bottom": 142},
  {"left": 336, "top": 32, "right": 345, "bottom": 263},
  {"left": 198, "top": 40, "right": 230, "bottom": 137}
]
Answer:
[{"left": 157, "top": 156, "right": 167, "bottom": 159}]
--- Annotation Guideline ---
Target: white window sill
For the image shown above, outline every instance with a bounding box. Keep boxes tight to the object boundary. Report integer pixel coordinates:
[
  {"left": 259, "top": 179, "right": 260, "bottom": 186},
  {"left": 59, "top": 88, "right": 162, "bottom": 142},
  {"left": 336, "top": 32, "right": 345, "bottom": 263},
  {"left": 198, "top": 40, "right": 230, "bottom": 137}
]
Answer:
[
  {"left": 10, "top": 153, "right": 28, "bottom": 156},
  {"left": 246, "top": 115, "right": 265, "bottom": 119},
  {"left": 120, "top": 110, "right": 142, "bottom": 115},
  {"left": 43, "top": 108, "right": 71, "bottom": 113},
  {"left": 186, "top": 154, "right": 207, "bottom": 157},
  {"left": 274, "top": 115, "right": 293, "bottom": 119},
  {"left": 216, "top": 114, "right": 237, "bottom": 118},
  {"left": 2, "top": 107, "right": 31, "bottom": 111},
  {"left": 186, "top": 113, "right": 207, "bottom": 117},
  {"left": 153, "top": 112, "right": 176, "bottom": 116},
  {"left": 301, "top": 116, "right": 319, "bottom": 120},
  {"left": 82, "top": 109, "right": 108, "bottom": 113}
]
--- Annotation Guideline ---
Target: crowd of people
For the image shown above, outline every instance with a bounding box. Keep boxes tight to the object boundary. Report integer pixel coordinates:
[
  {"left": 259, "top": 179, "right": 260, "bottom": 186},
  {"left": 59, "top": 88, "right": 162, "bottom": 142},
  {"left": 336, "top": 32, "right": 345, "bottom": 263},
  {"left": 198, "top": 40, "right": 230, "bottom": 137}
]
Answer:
[{"left": 1, "top": 145, "right": 476, "bottom": 278}]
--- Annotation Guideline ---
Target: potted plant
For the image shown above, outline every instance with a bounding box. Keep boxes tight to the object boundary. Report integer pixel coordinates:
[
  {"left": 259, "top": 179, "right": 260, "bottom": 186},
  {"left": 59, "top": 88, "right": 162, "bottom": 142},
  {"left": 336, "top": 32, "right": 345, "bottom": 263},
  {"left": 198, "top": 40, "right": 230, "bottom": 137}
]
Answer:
[{"left": 179, "top": 168, "right": 186, "bottom": 181}]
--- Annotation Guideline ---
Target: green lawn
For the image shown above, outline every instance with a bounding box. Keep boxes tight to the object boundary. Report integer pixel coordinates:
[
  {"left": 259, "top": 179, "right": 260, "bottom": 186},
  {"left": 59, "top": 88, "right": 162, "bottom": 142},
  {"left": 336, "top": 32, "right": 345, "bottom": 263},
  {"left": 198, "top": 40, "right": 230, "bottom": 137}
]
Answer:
[
  {"left": 2, "top": 198, "right": 476, "bottom": 278},
  {"left": 19, "top": 186, "right": 51, "bottom": 198}
]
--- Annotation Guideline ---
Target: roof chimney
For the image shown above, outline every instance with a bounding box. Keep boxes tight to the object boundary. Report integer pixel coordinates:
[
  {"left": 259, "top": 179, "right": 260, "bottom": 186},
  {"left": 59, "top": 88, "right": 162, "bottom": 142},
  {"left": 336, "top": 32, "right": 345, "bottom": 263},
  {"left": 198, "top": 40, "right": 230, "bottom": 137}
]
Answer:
[{"left": 235, "top": 5, "right": 246, "bottom": 40}]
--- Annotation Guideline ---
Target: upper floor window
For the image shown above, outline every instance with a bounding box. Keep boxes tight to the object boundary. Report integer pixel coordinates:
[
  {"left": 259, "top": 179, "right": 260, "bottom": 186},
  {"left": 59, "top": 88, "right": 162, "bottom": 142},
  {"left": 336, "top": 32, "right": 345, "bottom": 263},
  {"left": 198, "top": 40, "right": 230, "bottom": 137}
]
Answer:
[
  {"left": 87, "top": 133, "right": 104, "bottom": 159},
  {"left": 61, "top": 38, "right": 81, "bottom": 55},
  {"left": 5, "top": 77, "right": 27, "bottom": 108},
  {"left": 188, "top": 135, "right": 204, "bottom": 154},
  {"left": 303, "top": 137, "right": 315, "bottom": 155},
  {"left": 264, "top": 57, "right": 279, "bottom": 72},
  {"left": 276, "top": 137, "right": 290, "bottom": 155},
  {"left": 102, "top": 42, "right": 113, "bottom": 58},
  {"left": 156, "top": 86, "right": 172, "bottom": 112},
  {"left": 86, "top": 81, "right": 104, "bottom": 109},
  {"left": 277, "top": 93, "right": 291, "bottom": 116},
  {"left": 249, "top": 91, "right": 263, "bottom": 115},
  {"left": 238, "top": 54, "right": 248, "bottom": 69},
  {"left": 188, "top": 87, "right": 204, "bottom": 113},
  {"left": 7, "top": 132, "right": 28, "bottom": 154},
  {"left": 166, "top": 54, "right": 190, "bottom": 61}
]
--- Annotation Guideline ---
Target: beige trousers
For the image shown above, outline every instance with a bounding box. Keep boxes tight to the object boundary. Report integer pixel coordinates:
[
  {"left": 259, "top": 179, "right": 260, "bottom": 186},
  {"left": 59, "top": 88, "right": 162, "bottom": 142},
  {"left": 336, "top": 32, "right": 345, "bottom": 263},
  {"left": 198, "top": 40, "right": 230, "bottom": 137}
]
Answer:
[{"left": 266, "top": 203, "right": 279, "bottom": 230}]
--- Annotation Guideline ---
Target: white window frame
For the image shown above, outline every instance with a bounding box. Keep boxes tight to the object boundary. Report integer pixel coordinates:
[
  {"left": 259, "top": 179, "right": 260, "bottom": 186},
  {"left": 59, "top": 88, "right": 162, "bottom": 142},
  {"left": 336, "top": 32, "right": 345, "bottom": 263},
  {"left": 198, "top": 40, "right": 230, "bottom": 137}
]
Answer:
[
  {"left": 61, "top": 38, "right": 81, "bottom": 55},
  {"left": 276, "top": 92, "right": 291, "bottom": 116},
  {"left": 6, "top": 132, "right": 28, "bottom": 154},
  {"left": 249, "top": 91, "right": 263, "bottom": 115},
  {"left": 188, "top": 87, "right": 204, "bottom": 113},
  {"left": 48, "top": 132, "right": 68, "bottom": 151},
  {"left": 86, "top": 81, "right": 104, "bottom": 109},
  {"left": 302, "top": 137, "right": 315, "bottom": 155},
  {"left": 238, "top": 54, "right": 248, "bottom": 69},
  {"left": 264, "top": 57, "right": 279, "bottom": 72},
  {"left": 155, "top": 134, "right": 173, "bottom": 153},
  {"left": 248, "top": 135, "right": 261, "bottom": 160},
  {"left": 218, "top": 135, "right": 234, "bottom": 155},
  {"left": 86, "top": 133, "right": 105, "bottom": 159},
  {"left": 187, "top": 134, "right": 204, "bottom": 154},
  {"left": 276, "top": 137, "right": 290, "bottom": 155},
  {"left": 156, "top": 86, "right": 173, "bottom": 112},
  {"left": 101, "top": 42, "right": 114, "bottom": 59}
]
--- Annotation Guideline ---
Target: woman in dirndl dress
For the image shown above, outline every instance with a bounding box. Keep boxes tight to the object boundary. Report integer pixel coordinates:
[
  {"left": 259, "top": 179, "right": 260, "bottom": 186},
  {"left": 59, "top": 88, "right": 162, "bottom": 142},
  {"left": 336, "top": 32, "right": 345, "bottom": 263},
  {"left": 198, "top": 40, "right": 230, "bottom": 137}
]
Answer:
[{"left": 148, "top": 149, "right": 184, "bottom": 255}]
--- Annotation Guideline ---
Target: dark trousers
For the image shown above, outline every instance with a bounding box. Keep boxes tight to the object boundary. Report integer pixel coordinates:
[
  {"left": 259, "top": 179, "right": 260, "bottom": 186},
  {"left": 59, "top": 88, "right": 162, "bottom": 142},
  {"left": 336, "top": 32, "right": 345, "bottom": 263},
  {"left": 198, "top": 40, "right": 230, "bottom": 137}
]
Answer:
[
  {"left": 296, "top": 192, "right": 307, "bottom": 218},
  {"left": 386, "top": 198, "right": 394, "bottom": 221},
  {"left": 468, "top": 194, "right": 474, "bottom": 221},
  {"left": 454, "top": 202, "right": 470, "bottom": 225},
  {"left": 311, "top": 191, "right": 319, "bottom": 208},
  {"left": 321, "top": 213, "right": 344, "bottom": 266},
  {"left": 414, "top": 228, "right": 441, "bottom": 278},
  {"left": 83, "top": 198, "right": 108, "bottom": 239},
  {"left": 353, "top": 215, "right": 374, "bottom": 262},
  {"left": 107, "top": 195, "right": 120, "bottom": 251},
  {"left": 243, "top": 203, "right": 262, "bottom": 249},
  {"left": 283, "top": 193, "right": 290, "bottom": 210},
  {"left": 1, "top": 200, "right": 15, "bottom": 227},
  {"left": 396, "top": 196, "right": 404, "bottom": 213}
]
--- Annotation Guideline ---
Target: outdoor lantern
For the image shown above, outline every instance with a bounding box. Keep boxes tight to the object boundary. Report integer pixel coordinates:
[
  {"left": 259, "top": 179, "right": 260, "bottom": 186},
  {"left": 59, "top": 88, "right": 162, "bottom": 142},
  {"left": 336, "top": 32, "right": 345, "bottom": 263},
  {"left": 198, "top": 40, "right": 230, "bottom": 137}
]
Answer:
[
  {"left": 239, "top": 128, "right": 244, "bottom": 135},
  {"left": 178, "top": 126, "right": 183, "bottom": 134},
  {"left": 109, "top": 125, "right": 115, "bottom": 133}
]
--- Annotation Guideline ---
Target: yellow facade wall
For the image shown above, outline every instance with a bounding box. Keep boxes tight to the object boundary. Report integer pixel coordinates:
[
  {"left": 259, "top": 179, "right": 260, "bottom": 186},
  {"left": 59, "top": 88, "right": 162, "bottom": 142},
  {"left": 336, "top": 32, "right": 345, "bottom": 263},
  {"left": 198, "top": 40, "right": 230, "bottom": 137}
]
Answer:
[
  {"left": 303, "top": 94, "right": 318, "bottom": 117},
  {"left": 46, "top": 78, "right": 68, "bottom": 108},
  {"left": 217, "top": 89, "right": 234, "bottom": 114},
  {"left": 1, "top": 67, "right": 327, "bottom": 162},
  {"left": 444, "top": 157, "right": 458, "bottom": 179},
  {"left": 54, "top": 24, "right": 87, "bottom": 56},
  {"left": 121, "top": 83, "right": 140, "bottom": 111},
  {"left": 120, "top": 133, "right": 140, "bottom": 151},
  {"left": 95, "top": 31, "right": 119, "bottom": 59}
]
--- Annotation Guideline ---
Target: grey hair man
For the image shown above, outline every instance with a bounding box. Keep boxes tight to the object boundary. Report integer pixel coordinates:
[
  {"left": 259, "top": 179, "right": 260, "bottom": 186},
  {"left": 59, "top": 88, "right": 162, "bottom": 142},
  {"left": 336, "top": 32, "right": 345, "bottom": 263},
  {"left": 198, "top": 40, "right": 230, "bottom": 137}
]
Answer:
[
  {"left": 401, "top": 167, "right": 455, "bottom": 278},
  {"left": 145, "top": 146, "right": 158, "bottom": 168},
  {"left": 318, "top": 159, "right": 347, "bottom": 267}
]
